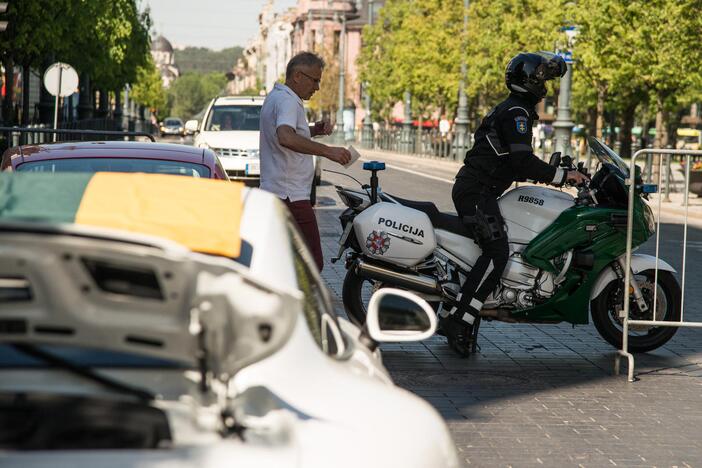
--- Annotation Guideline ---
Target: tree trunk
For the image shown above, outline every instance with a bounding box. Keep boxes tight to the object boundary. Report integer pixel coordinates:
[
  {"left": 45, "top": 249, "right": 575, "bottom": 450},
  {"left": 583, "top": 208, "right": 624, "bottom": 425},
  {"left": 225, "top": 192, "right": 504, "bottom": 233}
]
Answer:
[
  {"left": 618, "top": 103, "right": 636, "bottom": 159},
  {"left": 96, "top": 89, "right": 109, "bottom": 118},
  {"left": 654, "top": 95, "right": 667, "bottom": 149},
  {"left": 21, "top": 64, "right": 31, "bottom": 125},
  {"left": 2, "top": 57, "right": 15, "bottom": 125},
  {"left": 596, "top": 87, "right": 606, "bottom": 139},
  {"left": 77, "top": 73, "right": 93, "bottom": 120}
]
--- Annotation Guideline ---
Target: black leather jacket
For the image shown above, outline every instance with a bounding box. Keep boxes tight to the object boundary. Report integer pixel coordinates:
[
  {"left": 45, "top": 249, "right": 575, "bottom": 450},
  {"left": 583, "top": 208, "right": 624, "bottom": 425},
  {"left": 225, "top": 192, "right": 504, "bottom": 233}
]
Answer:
[{"left": 456, "top": 93, "right": 566, "bottom": 196}]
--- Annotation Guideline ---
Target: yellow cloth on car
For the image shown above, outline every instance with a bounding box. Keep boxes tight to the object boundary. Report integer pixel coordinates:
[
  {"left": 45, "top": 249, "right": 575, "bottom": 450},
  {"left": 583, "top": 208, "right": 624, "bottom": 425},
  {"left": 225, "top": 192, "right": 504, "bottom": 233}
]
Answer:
[{"left": 75, "top": 172, "right": 243, "bottom": 258}]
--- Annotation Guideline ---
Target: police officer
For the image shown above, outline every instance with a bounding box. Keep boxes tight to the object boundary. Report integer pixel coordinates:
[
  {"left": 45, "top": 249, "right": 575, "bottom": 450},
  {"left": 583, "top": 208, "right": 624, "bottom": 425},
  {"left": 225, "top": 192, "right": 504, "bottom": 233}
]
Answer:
[{"left": 443, "top": 52, "right": 589, "bottom": 355}]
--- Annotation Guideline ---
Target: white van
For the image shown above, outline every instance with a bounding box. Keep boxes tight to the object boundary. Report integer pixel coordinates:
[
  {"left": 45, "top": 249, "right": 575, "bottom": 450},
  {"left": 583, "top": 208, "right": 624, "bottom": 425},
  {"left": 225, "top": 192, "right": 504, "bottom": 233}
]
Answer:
[{"left": 187, "top": 96, "right": 264, "bottom": 184}]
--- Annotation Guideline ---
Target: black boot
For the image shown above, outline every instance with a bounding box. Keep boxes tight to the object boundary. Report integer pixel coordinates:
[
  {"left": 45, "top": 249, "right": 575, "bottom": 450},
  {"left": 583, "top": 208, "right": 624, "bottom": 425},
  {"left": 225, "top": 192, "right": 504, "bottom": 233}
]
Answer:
[{"left": 440, "top": 315, "right": 474, "bottom": 357}]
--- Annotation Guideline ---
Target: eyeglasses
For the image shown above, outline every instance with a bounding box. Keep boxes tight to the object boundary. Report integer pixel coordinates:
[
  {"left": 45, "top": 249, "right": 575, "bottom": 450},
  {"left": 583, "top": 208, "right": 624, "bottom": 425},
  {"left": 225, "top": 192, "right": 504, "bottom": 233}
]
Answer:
[{"left": 299, "top": 70, "right": 321, "bottom": 85}]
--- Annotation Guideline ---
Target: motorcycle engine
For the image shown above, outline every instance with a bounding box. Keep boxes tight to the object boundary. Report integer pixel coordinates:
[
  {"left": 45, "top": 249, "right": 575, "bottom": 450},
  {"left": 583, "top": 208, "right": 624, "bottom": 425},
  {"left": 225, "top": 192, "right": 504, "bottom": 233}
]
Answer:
[{"left": 494, "top": 254, "right": 557, "bottom": 309}]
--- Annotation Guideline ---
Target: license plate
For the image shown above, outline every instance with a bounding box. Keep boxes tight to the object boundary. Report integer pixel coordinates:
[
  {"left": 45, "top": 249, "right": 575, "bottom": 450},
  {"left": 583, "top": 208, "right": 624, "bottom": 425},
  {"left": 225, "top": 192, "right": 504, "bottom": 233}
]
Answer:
[{"left": 245, "top": 162, "right": 260, "bottom": 176}]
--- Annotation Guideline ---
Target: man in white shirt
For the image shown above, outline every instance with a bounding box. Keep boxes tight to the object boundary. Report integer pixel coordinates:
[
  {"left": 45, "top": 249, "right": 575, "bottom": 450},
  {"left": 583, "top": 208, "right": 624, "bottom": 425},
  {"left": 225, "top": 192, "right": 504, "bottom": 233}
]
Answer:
[{"left": 260, "top": 52, "right": 351, "bottom": 271}]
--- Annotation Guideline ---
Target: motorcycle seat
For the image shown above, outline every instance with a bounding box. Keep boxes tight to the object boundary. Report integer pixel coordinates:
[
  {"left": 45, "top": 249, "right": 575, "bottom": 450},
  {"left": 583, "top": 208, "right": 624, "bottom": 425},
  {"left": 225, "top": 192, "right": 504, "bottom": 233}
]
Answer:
[{"left": 388, "top": 195, "right": 473, "bottom": 239}]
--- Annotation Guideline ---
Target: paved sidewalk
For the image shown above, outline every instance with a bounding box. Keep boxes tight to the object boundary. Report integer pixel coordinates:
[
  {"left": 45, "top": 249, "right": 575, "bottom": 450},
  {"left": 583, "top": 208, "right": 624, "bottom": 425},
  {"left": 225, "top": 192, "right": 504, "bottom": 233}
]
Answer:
[{"left": 315, "top": 158, "right": 702, "bottom": 467}]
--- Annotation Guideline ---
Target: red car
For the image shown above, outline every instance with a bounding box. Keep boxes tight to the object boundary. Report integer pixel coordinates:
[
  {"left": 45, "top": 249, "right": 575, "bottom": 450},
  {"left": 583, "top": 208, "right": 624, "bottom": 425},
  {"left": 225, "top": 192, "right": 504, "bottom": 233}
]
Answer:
[{"left": 0, "top": 141, "right": 229, "bottom": 180}]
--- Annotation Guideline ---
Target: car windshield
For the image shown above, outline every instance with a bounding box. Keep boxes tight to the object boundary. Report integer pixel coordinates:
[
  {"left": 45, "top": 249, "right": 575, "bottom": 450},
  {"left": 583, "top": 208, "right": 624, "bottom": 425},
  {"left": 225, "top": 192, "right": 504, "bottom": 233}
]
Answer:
[
  {"left": 205, "top": 105, "right": 262, "bottom": 132},
  {"left": 17, "top": 158, "right": 211, "bottom": 177},
  {"left": 164, "top": 119, "right": 182, "bottom": 126},
  {"left": 588, "top": 137, "right": 630, "bottom": 176},
  {"left": 0, "top": 343, "right": 188, "bottom": 369}
]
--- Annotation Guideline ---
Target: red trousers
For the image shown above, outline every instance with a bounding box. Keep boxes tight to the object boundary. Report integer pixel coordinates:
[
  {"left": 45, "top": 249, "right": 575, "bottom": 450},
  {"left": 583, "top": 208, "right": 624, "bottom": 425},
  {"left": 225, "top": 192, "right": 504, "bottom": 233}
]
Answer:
[{"left": 284, "top": 199, "right": 324, "bottom": 272}]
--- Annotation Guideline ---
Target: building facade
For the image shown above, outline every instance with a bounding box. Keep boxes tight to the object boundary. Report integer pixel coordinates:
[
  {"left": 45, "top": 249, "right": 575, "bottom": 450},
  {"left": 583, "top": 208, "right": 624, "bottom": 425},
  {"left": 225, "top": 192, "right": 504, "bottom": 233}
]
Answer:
[
  {"left": 226, "top": 1, "right": 385, "bottom": 131},
  {"left": 151, "top": 35, "right": 180, "bottom": 89}
]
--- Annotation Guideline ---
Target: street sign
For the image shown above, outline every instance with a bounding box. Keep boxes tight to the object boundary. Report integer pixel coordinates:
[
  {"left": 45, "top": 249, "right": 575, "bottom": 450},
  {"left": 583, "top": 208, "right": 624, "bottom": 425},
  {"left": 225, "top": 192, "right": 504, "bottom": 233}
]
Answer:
[
  {"left": 43, "top": 62, "right": 79, "bottom": 140},
  {"left": 556, "top": 50, "right": 574, "bottom": 64},
  {"left": 43, "top": 62, "right": 79, "bottom": 97}
]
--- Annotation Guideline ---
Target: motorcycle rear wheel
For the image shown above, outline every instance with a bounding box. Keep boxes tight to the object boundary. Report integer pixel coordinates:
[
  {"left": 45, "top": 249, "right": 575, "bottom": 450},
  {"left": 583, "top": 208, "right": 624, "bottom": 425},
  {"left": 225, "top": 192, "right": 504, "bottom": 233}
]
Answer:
[{"left": 590, "top": 269, "right": 681, "bottom": 353}]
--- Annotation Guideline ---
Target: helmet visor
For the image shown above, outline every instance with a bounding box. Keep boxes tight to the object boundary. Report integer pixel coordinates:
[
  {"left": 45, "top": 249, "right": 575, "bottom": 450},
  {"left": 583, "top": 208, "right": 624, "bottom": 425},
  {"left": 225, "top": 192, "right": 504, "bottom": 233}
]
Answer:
[{"left": 534, "top": 52, "right": 567, "bottom": 80}]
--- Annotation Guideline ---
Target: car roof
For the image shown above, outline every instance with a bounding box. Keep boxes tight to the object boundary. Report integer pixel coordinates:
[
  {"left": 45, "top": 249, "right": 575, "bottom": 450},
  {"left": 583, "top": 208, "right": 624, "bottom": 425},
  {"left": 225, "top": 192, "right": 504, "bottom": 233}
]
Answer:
[
  {"left": 213, "top": 95, "right": 264, "bottom": 106},
  {"left": 4, "top": 141, "right": 207, "bottom": 166}
]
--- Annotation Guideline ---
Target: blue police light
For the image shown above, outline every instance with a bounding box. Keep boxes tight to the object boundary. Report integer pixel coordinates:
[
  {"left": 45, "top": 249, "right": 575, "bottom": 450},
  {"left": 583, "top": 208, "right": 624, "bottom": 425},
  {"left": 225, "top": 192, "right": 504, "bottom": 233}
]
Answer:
[
  {"left": 363, "top": 161, "right": 386, "bottom": 171},
  {"left": 639, "top": 184, "right": 658, "bottom": 194}
]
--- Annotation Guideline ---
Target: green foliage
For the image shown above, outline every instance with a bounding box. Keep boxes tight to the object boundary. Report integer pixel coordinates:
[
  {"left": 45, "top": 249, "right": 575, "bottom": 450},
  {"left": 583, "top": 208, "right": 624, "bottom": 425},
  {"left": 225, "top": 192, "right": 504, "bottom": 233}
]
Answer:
[
  {"left": 308, "top": 48, "right": 340, "bottom": 117},
  {"left": 464, "top": 0, "right": 565, "bottom": 109},
  {"left": 167, "top": 72, "right": 227, "bottom": 120},
  {"left": 130, "top": 58, "right": 168, "bottom": 115},
  {"left": 174, "top": 47, "right": 244, "bottom": 74},
  {"left": 358, "top": 0, "right": 464, "bottom": 119},
  {"left": 0, "top": 0, "right": 73, "bottom": 67}
]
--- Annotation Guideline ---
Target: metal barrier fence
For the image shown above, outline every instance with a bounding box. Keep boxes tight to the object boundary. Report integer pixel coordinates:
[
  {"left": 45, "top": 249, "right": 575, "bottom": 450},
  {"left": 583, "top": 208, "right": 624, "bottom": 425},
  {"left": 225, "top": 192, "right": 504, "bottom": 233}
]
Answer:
[
  {"left": 370, "top": 127, "right": 465, "bottom": 159},
  {"left": 0, "top": 126, "right": 156, "bottom": 153},
  {"left": 615, "top": 148, "right": 702, "bottom": 382}
]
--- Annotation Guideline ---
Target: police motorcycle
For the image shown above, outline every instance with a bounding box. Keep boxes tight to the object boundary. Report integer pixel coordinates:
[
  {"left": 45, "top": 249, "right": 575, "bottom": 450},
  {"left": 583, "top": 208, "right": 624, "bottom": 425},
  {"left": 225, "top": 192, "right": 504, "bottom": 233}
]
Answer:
[{"left": 332, "top": 137, "right": 681, "bottom": 354}]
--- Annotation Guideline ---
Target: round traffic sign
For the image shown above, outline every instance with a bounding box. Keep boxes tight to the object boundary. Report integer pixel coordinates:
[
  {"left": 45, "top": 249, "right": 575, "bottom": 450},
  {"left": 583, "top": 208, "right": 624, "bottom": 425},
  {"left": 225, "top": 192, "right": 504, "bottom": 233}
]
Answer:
[{"left": 43, "top": 62, "right": 79, "bottom": 97}]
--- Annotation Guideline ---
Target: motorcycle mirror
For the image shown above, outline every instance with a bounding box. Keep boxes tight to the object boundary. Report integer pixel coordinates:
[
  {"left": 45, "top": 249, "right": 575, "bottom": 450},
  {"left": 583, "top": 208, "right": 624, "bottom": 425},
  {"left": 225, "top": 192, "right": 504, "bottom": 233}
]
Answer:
[{"left": 549, "top": 152, "right": 562, "bottom": 167}]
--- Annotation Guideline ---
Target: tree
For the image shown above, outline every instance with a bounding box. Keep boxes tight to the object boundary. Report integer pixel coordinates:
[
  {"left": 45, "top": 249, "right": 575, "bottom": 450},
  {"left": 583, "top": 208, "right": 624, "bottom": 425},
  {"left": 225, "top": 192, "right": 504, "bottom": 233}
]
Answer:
[
  {"left": 130, "top": 57, "right": 168, "bottom": 117},
  {"left": 167, "top": 72, "right": 227, "bottom": 120},
  {"left": 175, "top": 47, "right": 244, "bottom": 74},
  {"left": 308, "top": 49, "right": 339, "bottom": 119},
  {"left": 464, "top": 0, "right": 565, "bottom": 116},
  {"left": 358, "top": 0, "right": 464, "bottom": 121},
  {"left": 0, "top": 0, "right": 73, "bottom": 123}
]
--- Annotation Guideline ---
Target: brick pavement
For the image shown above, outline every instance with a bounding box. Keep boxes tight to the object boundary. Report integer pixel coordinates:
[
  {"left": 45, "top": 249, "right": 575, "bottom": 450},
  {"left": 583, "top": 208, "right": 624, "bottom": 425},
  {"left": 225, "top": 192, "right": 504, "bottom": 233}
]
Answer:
[{"left": 315, "top": 174, "right": 702, "bottom": 468}]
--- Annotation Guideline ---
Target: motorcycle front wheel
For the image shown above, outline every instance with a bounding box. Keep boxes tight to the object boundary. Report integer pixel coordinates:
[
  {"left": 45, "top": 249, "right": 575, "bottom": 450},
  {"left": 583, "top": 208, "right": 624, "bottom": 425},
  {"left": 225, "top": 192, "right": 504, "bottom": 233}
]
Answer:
[
  {"left": 590, "top": 269, "right": 681, "bottom": 353},
  {"left": 342, "top": 267, "right": 383, "bottom": 326}
]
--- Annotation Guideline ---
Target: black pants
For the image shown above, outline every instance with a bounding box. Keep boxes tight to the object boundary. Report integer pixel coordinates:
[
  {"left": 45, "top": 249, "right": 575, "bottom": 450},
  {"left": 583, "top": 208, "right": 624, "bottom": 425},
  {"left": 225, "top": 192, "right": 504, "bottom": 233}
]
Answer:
[{"left": 451, "top": 179, "right": 509, "bottom": 321}]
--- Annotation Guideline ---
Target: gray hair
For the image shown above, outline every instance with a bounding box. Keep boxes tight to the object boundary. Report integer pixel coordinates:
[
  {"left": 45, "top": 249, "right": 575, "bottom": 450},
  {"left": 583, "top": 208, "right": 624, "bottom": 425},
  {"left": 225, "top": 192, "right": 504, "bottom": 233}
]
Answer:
[{"left": 285, "top": 52, "right": 325, "bottom": 80}]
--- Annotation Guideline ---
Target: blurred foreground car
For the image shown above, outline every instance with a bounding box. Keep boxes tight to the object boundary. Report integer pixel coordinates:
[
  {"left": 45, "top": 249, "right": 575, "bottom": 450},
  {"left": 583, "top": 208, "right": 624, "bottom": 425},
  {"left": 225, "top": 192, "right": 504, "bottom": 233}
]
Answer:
[
  {"left": 0, "top": 173, "right": 459, "bottom": 468},
  {"left": 1, "top": 140, "right": 229, "bottom": 180},
  {"left": 160, "top": 117, "right": 185, "bottom": 137}
]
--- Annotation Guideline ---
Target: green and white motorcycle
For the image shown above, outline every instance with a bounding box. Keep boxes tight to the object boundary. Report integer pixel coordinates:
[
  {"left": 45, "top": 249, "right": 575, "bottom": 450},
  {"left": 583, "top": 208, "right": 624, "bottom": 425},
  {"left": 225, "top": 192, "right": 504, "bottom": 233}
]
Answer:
[{"left": 333, "top": 137, "right": 681, "bottom": 354}]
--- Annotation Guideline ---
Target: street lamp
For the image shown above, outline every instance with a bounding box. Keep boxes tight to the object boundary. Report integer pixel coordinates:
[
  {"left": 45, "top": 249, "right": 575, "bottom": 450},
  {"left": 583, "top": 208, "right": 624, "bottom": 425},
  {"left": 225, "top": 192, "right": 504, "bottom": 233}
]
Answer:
[
  {"left": 334, "top": 10, "right": 347, "bottom": 144},
  {"left": 453, "top": 0, "right": 470, "bottom": 160},
  {"left": 361, "top": 0, "right": 375, "bottom": 148},
  {"left": 553, "top": 26, "right": 577, "bottom": 158}
]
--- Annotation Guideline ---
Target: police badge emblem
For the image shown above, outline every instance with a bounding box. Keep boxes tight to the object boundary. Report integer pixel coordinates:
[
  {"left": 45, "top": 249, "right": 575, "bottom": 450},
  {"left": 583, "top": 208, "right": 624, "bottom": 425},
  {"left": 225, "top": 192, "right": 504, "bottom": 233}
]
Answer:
[
  {"left": 366, "top": 230, "right": 391, "bottom": 255},
  {"left": 515, "top": 116, "right": 528, "bottom": 134}
]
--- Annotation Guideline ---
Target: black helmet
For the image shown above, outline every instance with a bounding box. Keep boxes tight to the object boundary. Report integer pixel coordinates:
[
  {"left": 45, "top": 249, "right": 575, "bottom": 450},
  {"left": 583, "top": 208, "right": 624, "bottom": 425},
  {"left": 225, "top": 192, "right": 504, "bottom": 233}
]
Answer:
[{"left": 505, "top": 52, "right": 567, "bottom": 100}]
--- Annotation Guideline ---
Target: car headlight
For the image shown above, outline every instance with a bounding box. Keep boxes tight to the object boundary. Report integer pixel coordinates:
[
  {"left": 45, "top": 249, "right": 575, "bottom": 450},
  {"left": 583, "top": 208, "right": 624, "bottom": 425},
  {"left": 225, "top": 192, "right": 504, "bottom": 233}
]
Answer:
[{"left": 246, "top": 149, "right": 260, "bottom": 158}]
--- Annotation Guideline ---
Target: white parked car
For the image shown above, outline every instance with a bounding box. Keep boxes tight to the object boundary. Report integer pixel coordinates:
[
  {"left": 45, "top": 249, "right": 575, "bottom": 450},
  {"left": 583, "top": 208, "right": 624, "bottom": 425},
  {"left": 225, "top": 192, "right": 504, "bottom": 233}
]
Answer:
[
  {"left": 187, "top": 96, "right": 264, "bottom": 185},
  {"left": 0, "top": 172, "right": 459, "bottom": 468},
  {"left": 186, "top": 96, "right": 323, "bottom": 203}
]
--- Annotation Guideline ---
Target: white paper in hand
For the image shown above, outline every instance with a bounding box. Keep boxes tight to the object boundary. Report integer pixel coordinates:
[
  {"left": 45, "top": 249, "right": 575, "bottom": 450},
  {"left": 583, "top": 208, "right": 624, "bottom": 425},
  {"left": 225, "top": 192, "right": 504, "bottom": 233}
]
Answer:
[{"left": 343, "top": 145, "right": 362, "bottom": 168}]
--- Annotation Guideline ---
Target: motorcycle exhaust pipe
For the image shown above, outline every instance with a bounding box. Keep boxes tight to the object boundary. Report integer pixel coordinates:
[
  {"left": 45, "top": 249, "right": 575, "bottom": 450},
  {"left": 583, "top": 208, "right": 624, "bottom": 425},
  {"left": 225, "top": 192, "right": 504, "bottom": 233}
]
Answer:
[{"left": 354, "top": 259, "right": 441, "bottom": 295}]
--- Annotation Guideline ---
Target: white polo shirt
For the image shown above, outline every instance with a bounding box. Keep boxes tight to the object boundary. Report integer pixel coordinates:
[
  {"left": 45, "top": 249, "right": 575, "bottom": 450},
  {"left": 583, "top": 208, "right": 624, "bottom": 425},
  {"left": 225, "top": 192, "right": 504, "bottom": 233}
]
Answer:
[{"left": 259, "top": 83, "right": 314, "bottom": 202}]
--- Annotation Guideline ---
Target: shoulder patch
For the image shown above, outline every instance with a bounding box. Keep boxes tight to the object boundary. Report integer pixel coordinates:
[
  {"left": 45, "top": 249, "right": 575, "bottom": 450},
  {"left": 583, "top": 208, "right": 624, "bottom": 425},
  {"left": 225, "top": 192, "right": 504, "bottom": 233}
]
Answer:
[{"left": 514, "top": 116, "right": 528, "bottom": 134}]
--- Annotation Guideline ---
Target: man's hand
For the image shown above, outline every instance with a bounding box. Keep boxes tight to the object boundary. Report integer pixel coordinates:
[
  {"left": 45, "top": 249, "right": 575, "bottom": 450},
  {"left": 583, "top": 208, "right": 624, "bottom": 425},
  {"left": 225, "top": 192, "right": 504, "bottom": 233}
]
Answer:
[
  {"left": 566, "top": 170, "right": 590, "bottom": 186},
  {"left": 313, "top": 120, "right": 333, "bottom": 136},
  {"left": 326, "top": 146, "right": 352, "bottom": 166}
]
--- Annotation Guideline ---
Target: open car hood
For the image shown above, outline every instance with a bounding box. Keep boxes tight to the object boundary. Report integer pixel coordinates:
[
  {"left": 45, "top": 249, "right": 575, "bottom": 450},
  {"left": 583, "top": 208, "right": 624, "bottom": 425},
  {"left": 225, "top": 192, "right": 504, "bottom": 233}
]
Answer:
[{"left": 0, "top": 173, "right": 301, "bottom": 381}]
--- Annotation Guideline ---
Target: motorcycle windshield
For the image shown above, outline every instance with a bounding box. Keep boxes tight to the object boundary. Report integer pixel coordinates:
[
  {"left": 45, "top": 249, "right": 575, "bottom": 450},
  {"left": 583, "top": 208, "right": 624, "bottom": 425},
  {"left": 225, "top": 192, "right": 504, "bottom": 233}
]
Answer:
[{"left": 588, "top": 137, "right": 629, "bottom": 177}]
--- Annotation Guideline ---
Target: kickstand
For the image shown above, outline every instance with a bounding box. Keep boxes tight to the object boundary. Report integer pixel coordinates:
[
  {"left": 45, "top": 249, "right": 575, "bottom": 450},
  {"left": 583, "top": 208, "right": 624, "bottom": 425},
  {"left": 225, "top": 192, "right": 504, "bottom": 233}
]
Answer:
[{"left": 470, "top": 317, "right": 481, "bottom": 354}]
